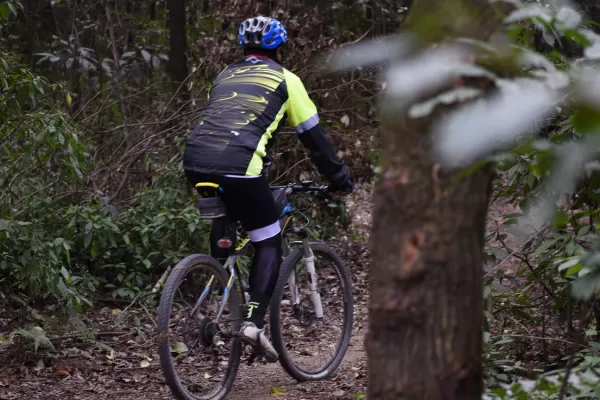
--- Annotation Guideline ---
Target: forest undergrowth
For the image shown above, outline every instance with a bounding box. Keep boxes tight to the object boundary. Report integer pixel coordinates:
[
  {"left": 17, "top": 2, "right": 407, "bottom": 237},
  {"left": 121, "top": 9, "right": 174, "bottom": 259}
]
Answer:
[{"left": 0, "top": 179, "right": 597, "bottom": 400}]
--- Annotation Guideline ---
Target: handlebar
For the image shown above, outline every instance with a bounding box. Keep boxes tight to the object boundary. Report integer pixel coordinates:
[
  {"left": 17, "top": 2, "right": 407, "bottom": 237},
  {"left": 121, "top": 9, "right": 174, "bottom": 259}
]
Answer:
[
  {"left": 270, "top": 181, "right": 329, "bottom": 195},
  {"left": 270, "top": 179, "right": 353, "bottom": 196}
]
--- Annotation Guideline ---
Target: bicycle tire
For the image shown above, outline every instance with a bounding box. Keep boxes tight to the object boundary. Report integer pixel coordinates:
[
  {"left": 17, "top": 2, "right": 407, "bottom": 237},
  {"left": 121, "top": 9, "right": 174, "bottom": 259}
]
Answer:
[
  {"left": 270, "top": 242, "right": 354, "bottom": 382},
  {"left": 157, "top": 254, "right": 243, "bottom": 400}
]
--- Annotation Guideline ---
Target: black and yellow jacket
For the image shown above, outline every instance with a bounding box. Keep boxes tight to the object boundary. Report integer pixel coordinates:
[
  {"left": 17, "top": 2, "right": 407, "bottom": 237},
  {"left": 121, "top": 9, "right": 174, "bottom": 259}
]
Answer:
[{"left": 183, "top": 55, "right": 349, "bottom": 185}]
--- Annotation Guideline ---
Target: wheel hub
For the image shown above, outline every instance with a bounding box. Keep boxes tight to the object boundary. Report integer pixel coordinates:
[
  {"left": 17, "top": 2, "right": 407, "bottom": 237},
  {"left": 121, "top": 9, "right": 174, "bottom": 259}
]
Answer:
[
  {"left": 197, "top": 317, "right": 222, "bottom": 347},
  {"left": 292, "top": 299, "right": 316, "bottom": 327}
]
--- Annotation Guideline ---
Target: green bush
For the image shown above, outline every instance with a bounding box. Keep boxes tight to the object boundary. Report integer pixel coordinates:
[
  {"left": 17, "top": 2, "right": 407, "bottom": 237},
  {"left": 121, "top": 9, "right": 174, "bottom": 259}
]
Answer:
[{"left": 0, "top": 52, "right": 211, "bottom": 311}]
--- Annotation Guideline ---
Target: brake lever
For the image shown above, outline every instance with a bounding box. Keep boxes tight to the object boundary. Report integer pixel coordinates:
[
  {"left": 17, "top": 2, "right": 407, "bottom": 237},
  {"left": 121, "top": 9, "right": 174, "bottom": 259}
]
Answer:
[
  {"left": 311, "top": 187, "right": 344, "bottom": 207},
  {"left": 315, "top": 187, "right": 331, "bottom": 201}
]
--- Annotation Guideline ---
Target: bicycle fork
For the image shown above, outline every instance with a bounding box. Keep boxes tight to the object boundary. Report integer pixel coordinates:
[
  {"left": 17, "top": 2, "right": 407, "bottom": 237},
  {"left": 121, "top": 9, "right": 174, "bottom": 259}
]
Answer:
[{"left": 288, "top": 238, "right": 324, "bottom": 319}]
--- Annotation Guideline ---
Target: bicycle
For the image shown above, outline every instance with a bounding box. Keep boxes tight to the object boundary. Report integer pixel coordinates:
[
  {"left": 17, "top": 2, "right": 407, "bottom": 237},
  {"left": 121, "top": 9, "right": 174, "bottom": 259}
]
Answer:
[{"left": 157, "top": 180, "right": 354, "bottom": 400}]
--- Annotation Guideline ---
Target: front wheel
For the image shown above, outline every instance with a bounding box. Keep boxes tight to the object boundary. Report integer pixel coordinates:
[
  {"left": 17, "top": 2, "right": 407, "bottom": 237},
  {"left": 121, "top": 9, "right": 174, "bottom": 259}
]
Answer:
[{"left": 270, "top": 242, "right": 354, "bottom": 382}]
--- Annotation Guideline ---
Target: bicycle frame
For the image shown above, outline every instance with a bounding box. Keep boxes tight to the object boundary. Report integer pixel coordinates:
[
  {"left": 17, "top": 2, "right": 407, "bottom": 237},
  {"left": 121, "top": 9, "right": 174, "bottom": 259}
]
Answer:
[
  {"left": 188, "top": 237, "right": 251, "bottom": 324},
  {"left": 185, "top": 182, "right": 329, "bottom": 331},
  {"left": 205, "top": 225, "right": 325, "bottom": 325}
]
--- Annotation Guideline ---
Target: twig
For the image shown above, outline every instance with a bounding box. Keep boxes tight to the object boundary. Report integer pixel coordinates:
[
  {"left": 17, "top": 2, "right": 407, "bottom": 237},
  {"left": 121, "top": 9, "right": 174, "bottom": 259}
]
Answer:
[
  {"left": 152, "top": 266, "right": 172, "bottom": 295},
  {"left": 500, "top": 334, "right": 588, "bottom": 348},
  {"left": 76, "top": 81, "right": 161, "bottom": 122},
  {"left": 272, "top": 157, "right": 310, "bottom": 184},
  {"left": 503, "top": 313, "right": 534, "bottom": 336},
  {"left": 159, "top": 63, "right": 203, "bottom": 121},
  {"left": 106, "top": 152, "right": 144, "bottom": 203},
  {"left": 514, "top": 253, "right": 555, "bottom": 297},
  {"left": 49, "top": 331, "right": 129, "bottom": 343},
  {"left": 338, "top": 27, "right": 373, "bottom": 48},
  {"left": 484, "top": 224, "right": 550, "bottom": 278},
  {"left": 138, "top": 301, "right": 157, "bottom": 328},
  {"left": 11, "top": 179, "right": 60, "bottom": 216},
  {"left": 104, "top": 1, "right": 132, "bottom": 147},
  {"left": 542, "top": 281, "right": 548, "bottom": 362},
  {"left": 96, "top": 121, "right": 160, "bottom": 134},
  {"left": 114, "top": 293, "right": 142, "bottom": 324},
  {"left": 558, "top": 346, "right": 577, "bottom": 400}
]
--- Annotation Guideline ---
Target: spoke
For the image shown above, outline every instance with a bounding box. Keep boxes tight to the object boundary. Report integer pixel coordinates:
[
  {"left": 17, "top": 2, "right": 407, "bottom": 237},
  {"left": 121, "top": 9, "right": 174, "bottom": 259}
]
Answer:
[
  {"left": 176, "top": 287, "right": 193, "bottom": 309},
  {"left": 184, "top": 337, "right": 202, "bottom": 358}
]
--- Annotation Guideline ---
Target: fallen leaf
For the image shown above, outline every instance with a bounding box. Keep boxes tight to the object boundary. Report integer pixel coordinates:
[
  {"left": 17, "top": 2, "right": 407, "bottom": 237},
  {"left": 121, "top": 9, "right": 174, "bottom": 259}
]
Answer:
[
  {"left": 140, "top": 359, "right": 150, "bottom": 368},
  {"left": 270, "top": 387, "right": 286, "bottom": 396},
  {"left": 112, "top": 308, "right": 122, "bottom": 316},
  {"left": 54, "top": 370, "right": 70, "bottom": 378},
  {"left": 33, "top": 359, "right": 44, "bottom": 372},
  {"left": 54, "top": 365, "right": 76, "bottom": 374},
  {"left": 340, "top": 115, "right": 350, "bottom": 127},
  {"left": 172, "top": 342, "right": 189, "bottom": 354},
  {"left": 31, "top": 326, "right": 44, "bottom": 334},
  {"left": 106, "top": 349, "right": 115, "bottom": 360},
  {"left": 333, "top": 389, "right": 345, "bottom": 397}
]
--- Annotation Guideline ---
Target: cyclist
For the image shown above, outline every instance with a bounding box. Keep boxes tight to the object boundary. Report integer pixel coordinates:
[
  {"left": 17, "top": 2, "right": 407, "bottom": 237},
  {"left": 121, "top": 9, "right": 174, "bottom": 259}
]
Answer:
[{"left": 183, "top": 16, "right": 353, "bottom": 362}]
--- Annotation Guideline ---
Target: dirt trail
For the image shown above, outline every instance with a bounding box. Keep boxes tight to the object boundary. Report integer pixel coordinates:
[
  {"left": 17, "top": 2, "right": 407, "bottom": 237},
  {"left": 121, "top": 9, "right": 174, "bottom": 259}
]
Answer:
[{"left": 227, "top": 334, "right": 366, "bottom": 400}]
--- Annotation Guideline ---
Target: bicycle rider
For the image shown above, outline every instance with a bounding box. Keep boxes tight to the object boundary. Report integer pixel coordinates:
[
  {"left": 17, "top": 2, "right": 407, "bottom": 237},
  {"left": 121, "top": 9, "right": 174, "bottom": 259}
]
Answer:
[{"left": 183, "top": 16, "right": 354, "bottom": 362}]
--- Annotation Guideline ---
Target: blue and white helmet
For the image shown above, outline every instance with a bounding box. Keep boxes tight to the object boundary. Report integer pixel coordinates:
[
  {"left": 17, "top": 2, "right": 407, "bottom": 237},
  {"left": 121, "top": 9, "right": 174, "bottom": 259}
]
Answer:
[{"left": 238, "top": 16, "right": 288, "bottom": 50}]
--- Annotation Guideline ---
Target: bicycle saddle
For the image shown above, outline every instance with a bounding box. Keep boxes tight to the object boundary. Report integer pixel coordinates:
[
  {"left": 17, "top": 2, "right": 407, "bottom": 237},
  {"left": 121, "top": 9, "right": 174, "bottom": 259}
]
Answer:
[{"left": 195, "top": 182, "right": 227, "bottom": 219}]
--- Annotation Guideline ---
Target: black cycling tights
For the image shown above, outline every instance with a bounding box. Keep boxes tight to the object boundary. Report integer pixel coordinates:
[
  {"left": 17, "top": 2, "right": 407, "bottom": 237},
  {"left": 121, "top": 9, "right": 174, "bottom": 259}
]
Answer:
[
  {"left": 246, "top": 233, "right": 282, "bottom": 328},
  {"left": 209, "top": 221, "right": 281, "bottom": 328}
]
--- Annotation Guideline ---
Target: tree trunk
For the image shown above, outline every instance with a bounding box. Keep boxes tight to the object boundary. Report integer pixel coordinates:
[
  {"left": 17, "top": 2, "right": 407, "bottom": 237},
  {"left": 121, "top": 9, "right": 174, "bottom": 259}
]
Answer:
[
  {"left": 368, "top": 124, "right": 494, "bottom": 398},
  {"left": 166, "top": 0, "right": 189, "bottom": 98},
  {"left": 366, "top": 0, "right": 510, "bottom": 398}
]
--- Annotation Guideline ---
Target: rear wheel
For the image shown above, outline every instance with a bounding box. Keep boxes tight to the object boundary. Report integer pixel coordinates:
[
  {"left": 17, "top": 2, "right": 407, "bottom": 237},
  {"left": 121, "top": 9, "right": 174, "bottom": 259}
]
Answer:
[
  {"left": 270, "top": 242, "right": 354, "bottom": 382},
  {"left": 158, "top": 254, "right": 243, "bottom": 400}
]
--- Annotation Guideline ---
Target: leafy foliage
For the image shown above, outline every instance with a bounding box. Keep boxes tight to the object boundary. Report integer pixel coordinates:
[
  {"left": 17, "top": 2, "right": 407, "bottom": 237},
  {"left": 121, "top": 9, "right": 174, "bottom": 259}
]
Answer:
[
  {"left": 9, "top": 327, "right": 55, "bottom": 353},
  {"left": 0, "top": 49, "right": 210, "bottom": 309}
]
